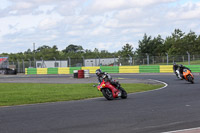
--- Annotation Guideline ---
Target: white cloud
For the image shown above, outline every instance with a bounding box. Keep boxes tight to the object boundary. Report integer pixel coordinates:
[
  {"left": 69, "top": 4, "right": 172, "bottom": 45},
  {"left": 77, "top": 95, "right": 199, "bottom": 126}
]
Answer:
[
  {"left": 90, "top": 26, "right": 111, "bottom": 36},
  {"left": 0, "top": 0, "right": 200, "bottom": 53},
  {"left": 39, "top": 18, "right": 59, "bottom": 30},
  {"left": 87, "top": 0, "right": 177, "bottom": 14},
  {"left": 15, "top": 1, "right": 33, "bottom": 9},
  {"left": 166, "top": 1, "right": 200, "bottom": 20}
]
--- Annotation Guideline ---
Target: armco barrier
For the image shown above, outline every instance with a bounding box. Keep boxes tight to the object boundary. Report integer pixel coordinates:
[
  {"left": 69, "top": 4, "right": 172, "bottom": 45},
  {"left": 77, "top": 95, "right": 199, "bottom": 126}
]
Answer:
[
  {"left": 160, "top": 65, "right": 173, "bottom": 73},
  {"left": 58, "top": 67, "right": 70, "bottom": 74},
  {"left": 100, "top": 66, "right": 119, "bottom": 73},
  {"left": 25, "top": 65, "right": 200, "bottom": 75},
  {"left": 139, "top": 66, "right": 160, "bottom": 73},
  {"left": 119, "top": 66, "right": 139, "bottom": 73},
  {"left": 47, "top": 68, "right": 58, "bottom": 74},
  {"left": 81, "top": 66, "right": 100, "bottom": 73}
]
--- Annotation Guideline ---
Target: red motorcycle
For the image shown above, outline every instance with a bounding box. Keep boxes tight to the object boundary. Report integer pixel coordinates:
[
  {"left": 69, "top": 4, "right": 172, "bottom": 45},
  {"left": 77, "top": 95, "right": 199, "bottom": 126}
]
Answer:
[{"left": 96, "top": 79, "right": 127, "bottom": 100}]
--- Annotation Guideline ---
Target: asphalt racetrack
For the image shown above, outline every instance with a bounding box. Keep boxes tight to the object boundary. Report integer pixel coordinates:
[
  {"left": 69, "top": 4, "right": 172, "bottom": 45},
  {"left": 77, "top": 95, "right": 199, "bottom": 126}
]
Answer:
[{"left": 0, "top": 74, "right": 200, "bottom": 133}]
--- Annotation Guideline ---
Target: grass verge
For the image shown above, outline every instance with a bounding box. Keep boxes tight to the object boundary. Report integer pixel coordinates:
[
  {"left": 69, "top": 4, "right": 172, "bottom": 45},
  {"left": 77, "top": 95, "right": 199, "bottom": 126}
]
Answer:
[{"left": 0, "top": 83, "right": 164, "bottom": 106}]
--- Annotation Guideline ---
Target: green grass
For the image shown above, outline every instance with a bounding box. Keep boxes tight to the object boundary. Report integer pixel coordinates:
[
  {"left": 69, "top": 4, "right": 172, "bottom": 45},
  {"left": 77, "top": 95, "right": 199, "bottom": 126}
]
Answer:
[{"left": 0, "top": 83, "right": 164, "bottom": 106}]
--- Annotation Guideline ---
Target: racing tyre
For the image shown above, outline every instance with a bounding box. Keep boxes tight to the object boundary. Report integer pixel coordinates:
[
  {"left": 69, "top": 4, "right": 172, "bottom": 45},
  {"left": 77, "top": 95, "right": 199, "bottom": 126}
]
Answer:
[
  {"left": 102, "top": 88, "right": 114, "bottom": 100},
  {"left": 120, "top": 88, "right": 127, "bottom": 99},
  {"left": 187, "top": 75, "right": 194, "bottom": 84}
]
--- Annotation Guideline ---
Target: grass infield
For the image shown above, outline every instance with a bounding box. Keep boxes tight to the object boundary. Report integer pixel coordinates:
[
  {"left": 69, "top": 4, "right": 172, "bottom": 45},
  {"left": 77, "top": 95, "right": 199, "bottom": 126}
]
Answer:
[{"left": 0, "top": 83, "right": 164, "bottom": 106}]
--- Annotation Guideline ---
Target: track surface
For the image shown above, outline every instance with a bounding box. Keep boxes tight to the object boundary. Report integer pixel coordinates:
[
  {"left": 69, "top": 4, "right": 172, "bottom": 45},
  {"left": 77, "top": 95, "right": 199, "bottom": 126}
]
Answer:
[{"left": 0, "top": 74, "right": 200, "bottom": 133}]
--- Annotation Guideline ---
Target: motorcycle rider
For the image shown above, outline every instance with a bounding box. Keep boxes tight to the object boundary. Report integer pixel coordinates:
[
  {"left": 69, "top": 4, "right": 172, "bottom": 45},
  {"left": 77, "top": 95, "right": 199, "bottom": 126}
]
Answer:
[
  {"left": 95, "top": 69, "right": 120, "bottom": 88},
  {"left": 173, "top": 62, "right": 181, "bottom": 79},
  {"left": 179, "top": 64, "right": 191, "bottom": 79}
]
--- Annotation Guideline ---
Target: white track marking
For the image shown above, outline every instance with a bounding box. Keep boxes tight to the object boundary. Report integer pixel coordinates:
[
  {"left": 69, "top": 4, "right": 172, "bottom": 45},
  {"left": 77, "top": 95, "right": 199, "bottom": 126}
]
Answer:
[
  {"left": 129, "top": 79, "right": 168, "bottom": 95},
  {"left": 163, "top": 127, "right": 200, "bottom": 133}
]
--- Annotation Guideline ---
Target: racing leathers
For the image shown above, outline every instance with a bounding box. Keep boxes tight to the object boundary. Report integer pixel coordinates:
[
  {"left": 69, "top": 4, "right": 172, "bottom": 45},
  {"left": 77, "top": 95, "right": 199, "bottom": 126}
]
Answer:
[{"left": 97, "top": 72, "right": 119, "bottom": 88}]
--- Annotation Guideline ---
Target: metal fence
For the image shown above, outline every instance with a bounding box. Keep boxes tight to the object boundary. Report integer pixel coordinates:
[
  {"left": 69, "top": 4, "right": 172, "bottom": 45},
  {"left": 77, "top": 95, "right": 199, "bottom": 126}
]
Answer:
[{"left": 2, "top": 54, "right": 200, "bottom": 73}]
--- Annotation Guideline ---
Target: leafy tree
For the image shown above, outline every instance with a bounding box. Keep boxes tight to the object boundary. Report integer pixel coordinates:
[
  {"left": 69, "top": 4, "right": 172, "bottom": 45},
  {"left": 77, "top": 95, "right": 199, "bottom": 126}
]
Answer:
[
  {"left": 119, "top": 43, "right": 134, "bottom": 57},
  {"left": 167, "top": 29, "right": 185, "bottom": 55},
  {"left": 135, "top": 33, "right": 152, "bottom": 57},
  {"left": 34, "top": 45, "right": 59, "bottom": 60},
  {"left": 62, "top": 44, "right": 83, "bottom": 53}
]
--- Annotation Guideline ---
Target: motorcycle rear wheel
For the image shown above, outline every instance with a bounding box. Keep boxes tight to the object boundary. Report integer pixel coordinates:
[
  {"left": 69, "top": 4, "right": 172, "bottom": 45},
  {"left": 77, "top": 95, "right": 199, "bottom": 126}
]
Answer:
[{"left": 102, "top": 88, "right": 114, "bottom": 100}]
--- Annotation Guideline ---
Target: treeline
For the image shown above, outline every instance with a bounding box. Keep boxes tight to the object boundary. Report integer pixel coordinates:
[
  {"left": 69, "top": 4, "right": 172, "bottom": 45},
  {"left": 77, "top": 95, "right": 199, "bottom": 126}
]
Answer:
[
  {"left": 1, "top": 29, "right": 200, "bottom": 61},
  {"left": 136, "top": 29, "right": 200, "bottom": 56}
]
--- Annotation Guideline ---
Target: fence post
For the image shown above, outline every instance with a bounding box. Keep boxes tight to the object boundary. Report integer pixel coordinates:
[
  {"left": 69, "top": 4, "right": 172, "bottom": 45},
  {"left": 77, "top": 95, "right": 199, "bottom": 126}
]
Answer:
[
  {"left": 128, "top": 54, "right": 132, "bottom": 66},
  {"left": 187, "top": 51, "right": 190, "bottom": 65},
  {"left": 53, "top": 57, "right": 56, "bottom": 67},
  {"left": 113, "top": 55, "right": 116, "bottom": 66},
  {"left": 34, "top": 58, "right": 36, "bottom": 68},
  {"left": 152, "top": 56, "right": 154, "bottom": 64},
  {"left": 166, "top": 53, "right": 168, "bottom": 65},
  {"left": 68, "top": 57, "right": 71, "bottom": 67},
  {"left": 98, "top": 56, "right": 100, "bottom": 66},
  {"left": 22, "top": 59, "right": 25, "bottom": 73},
  {"left": 82, "top": 56, "right": 85, "bottom": 67},
  {"left": 28, "top": 59, "right": 31, "bottom": 68},
  {"left": 17, "top": 59, "right": 20, "bottom": 73},
  {"left": 146, "top": 53, "right": 149, "bottom": 65}
]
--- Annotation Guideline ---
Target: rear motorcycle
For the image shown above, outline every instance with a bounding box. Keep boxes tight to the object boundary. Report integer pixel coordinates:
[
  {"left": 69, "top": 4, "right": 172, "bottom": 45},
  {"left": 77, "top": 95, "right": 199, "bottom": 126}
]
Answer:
[
  {"left": 183, "top": 69, "right": 194, "bottom": 84},
  {"left": 96, "top": 79, "right": 127, "bottom": 100}
]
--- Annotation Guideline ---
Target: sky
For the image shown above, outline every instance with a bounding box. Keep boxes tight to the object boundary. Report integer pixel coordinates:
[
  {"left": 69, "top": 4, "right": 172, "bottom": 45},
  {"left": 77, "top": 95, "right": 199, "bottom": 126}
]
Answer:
[{"left": 0, "top": 0, "right": 200, "bottom": 53}]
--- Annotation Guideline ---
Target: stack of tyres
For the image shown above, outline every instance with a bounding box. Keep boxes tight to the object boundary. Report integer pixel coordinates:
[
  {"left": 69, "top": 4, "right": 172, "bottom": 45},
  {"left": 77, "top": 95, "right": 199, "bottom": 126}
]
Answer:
[
  {"left": 73, "top": 70, "right": 78, "bottom": 78},
  {"left": 78, "top": 70, "right": 84, "bottom": 78},
  {"left": 84, "top": 70, "right": 90, "bottom": 78}
]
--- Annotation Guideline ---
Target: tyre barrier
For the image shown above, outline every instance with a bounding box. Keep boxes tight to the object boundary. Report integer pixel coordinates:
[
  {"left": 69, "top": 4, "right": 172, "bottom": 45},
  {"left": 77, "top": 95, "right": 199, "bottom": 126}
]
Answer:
[
  {"left": 78, "top": 70, "right": 84, "bottom": 78},
  {"left": 73, "top": 70, "right": 78, "bottom": 78},
  {"left": 0, "top": 69, "right": 17, "bottom": 75},
  {"left": 84, "top": 70, "right": 90, "bottom": 78}
]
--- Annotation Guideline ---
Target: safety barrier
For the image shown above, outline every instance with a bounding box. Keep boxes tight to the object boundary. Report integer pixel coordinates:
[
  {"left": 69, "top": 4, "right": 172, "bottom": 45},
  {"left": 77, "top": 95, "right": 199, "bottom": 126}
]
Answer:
[
  {"left": 25, "top": 68, "right": 37, "bottom": 75},
  {"left": 70, "top": 67, "right": 81, "bottom": 74},
  {"left": 58, "top": 67, "right": 70, "bottom": 74},
  {"left": 81, "top": 66, "right": 100, "bottom": 74},
  {"left": 139, "top": 66, "right": 160, "bottom": 73},
  {"left": 47, "top": 68, "right": 58, "bottom": 74},
  {"left": 37, "top": 68, "right": 47, "bottom": 74},
  {"left": 100, "top": 66, "right": 119, "bottom": 73},
  {"left": 185, "top": 65, "right": 200, "bottom": 72},
  {"left": 119, "top": 66, "right": 139, "bottom": 73},
  {"left": 160, "top": 65, "right": 173, "bottom": 73},
  {"left": 25, "top": 65, "right": 200, "bottom": 75}
]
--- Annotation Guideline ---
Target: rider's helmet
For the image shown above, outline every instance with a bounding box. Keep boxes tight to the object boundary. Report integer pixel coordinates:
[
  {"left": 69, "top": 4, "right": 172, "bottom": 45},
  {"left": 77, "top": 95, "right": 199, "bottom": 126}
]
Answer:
[
  {"left": 179, "top": 64, "right": 183, "bottom": 68},
  {"left": 96, "top": 69, "right": 102, "bottom": 76},
  {"left": 173, "top": 62, "right": 176, "bottom": 66}
]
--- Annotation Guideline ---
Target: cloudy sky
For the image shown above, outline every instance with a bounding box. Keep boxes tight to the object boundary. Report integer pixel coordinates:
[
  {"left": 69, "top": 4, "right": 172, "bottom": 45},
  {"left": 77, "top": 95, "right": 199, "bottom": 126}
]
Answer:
[{"left": 0, "top": 0, "right": 200, "bottom": 53}]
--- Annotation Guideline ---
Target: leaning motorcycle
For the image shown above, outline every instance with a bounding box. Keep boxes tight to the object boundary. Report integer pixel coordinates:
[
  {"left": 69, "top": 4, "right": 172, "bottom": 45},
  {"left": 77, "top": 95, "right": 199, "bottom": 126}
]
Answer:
[
  {"left": 183, "top": 69, "right": 194, "bottom": 84},
  {"left": 96, "top": 79, "right": 127, "bottom": 100}
]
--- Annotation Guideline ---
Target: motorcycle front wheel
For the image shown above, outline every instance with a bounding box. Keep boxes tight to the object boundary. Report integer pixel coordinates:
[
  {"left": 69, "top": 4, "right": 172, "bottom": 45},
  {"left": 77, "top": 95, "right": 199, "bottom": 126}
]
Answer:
[
  {"left": 187, "top": 75, "right": 194, "bottom": 84},
  {"left": 120, "top": 87, "right": 127, "bottom": 99},
  {"left": 102, "top": 88, "right": 114, "bottom": 100}
]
